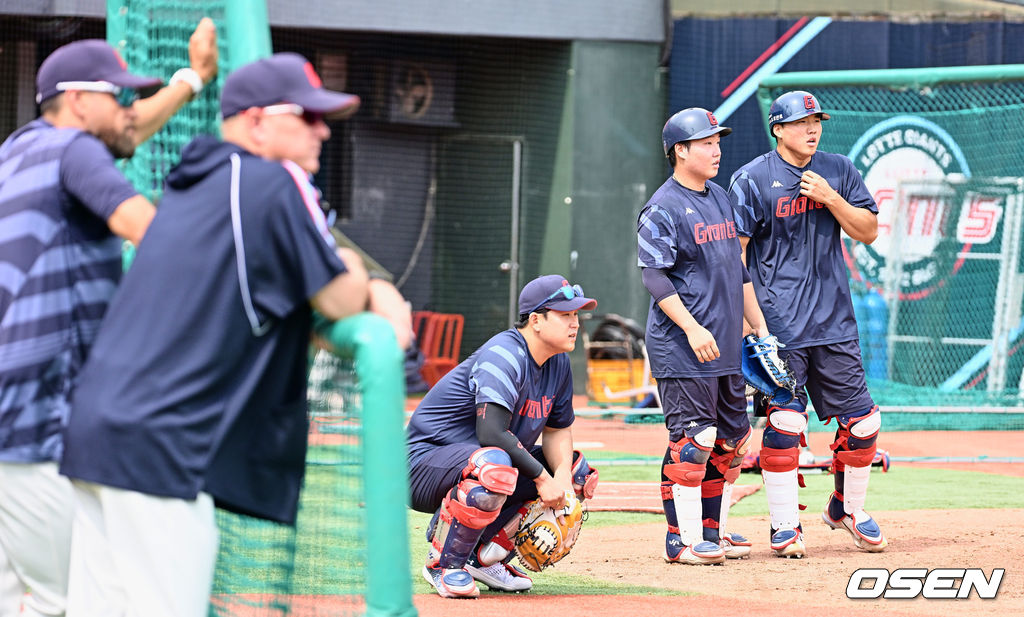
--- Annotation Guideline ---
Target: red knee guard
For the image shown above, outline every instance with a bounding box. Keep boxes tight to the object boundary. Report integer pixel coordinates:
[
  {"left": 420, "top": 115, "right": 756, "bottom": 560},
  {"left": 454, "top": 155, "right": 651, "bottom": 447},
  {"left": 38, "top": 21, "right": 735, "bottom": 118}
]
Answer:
[
  {"left": 664, "top": 461, "right": 705, "bottom": 487},
  {"left": 759, "top": 446, "right": 799, "bottom": 472}
]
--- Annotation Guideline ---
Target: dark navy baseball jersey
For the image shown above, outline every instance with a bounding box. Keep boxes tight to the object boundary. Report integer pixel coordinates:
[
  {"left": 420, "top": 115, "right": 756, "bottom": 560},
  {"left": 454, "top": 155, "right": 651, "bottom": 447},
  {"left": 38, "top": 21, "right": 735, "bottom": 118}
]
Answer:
[
  {"left": 637, "top": 178, "right": 747, "bottom": 378},
  {"left": 406, "top": 328, "right": 575, "bottom": 466},
  {"left": 728, "top": 150, "right": 877, "bottom": 349}
]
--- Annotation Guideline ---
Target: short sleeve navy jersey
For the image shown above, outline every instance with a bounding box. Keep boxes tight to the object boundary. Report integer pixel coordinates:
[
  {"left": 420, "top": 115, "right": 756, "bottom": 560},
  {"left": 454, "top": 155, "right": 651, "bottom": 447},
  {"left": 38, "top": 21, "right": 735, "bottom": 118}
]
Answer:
[
  {"left": 728, "top": 150, "right": 877, "bottom": 348},
  {"left": 406, "top": 329, "right": 575, "bottom": 466},
  {"left": 637, "top": 178, "right": 746, "bottom": 378}
]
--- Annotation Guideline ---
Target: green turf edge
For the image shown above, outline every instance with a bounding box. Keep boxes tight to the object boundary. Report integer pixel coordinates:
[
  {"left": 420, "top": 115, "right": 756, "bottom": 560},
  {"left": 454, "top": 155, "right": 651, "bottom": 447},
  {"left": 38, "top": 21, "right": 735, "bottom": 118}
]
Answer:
[{"left": 591, "top": 464, "right": 1024, "bottom": 512}]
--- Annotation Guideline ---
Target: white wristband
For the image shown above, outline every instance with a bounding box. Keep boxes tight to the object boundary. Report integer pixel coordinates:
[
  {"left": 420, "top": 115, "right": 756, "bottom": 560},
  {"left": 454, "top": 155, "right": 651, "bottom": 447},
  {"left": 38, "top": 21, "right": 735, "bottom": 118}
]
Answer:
[{"left": 170, "top": 67, "right": 204, "bottom": 98}]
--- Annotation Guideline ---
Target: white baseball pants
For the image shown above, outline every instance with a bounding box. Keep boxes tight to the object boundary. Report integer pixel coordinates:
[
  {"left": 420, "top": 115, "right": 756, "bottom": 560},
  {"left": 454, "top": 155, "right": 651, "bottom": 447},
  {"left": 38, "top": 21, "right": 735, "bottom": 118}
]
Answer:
[
  {"left": 66, "top": 481, "right": 218, "bottom": 617},
  {"left": 0, "top": 461, "right": 74, "bottom": 617}
]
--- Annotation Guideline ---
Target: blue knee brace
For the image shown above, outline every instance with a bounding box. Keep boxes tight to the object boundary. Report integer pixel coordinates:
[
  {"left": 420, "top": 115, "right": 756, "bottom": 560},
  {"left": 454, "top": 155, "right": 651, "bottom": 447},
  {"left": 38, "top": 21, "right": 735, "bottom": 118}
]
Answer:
[
  {"left": 832, "top": 406, "right": 881, "bottom": 470},
  {"left": 760, "top": 403, "right": 807, "bottom": 473},
  {"left": 432, "top": 448, "right": 518, "bottom": 569},
  {"left": 664, "top": 425, "right": 716, "bottom": 487},
  {"left": 762, "top": 403, "right": 808, "bottom": 450}
]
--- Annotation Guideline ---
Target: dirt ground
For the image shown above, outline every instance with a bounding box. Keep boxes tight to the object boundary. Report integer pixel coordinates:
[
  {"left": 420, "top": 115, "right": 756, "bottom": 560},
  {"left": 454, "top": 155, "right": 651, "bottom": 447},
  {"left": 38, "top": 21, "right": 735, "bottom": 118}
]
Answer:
[
  {"left": 412, "top": 411, "right": 1024, "bottom": 617},
  {"left": 416, "top": 507, "right": 1023, "bottom": 617}
]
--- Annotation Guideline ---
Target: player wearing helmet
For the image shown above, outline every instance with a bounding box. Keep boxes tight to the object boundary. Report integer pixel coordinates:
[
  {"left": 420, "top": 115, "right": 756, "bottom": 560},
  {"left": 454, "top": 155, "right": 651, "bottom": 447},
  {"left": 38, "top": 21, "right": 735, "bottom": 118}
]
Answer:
[
  {"left": 728, "top": 91, "right": 887, "bottom": 558},
  {"left": 638, "top": 108, "right": 770, "bottom": 565}
]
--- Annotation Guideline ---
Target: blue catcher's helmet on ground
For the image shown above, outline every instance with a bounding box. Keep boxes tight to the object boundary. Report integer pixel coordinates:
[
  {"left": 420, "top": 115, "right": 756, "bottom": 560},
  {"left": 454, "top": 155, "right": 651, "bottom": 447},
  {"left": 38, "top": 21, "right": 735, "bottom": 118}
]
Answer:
[
  {"left": 662, "top": 107, "right": 732, "bottom": 156},
  {"left": 767, "top": 90, "right": 831, "bottom": 129}
]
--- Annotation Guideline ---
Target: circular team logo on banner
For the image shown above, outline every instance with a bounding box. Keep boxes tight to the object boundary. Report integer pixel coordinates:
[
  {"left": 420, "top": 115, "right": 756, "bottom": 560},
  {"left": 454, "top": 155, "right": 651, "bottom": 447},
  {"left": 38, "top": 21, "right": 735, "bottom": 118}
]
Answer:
[{"left": 846, "top": 115, "right": 971, "bottom": 300}]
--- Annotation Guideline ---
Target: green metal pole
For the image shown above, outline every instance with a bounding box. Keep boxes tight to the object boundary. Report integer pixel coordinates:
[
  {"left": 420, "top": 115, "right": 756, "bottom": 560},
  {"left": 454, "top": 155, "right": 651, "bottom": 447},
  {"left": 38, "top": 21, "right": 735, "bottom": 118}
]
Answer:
[
  {"left": 105, "top": 1, "right": 127, "bottom": 52},
  {"left": 316, "top": 313, "right": 417, "bottom": 617},
  {"left": 761, "top": 64, "right": 1024, "bottom": 89},
  {"left": 223, "top": 0, "right": 273, "bottom": 70}
]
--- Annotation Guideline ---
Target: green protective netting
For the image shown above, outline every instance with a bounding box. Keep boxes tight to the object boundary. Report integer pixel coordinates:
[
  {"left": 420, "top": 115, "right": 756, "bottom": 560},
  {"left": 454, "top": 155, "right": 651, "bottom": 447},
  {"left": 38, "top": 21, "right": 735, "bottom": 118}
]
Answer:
[
  {"left": 757, "top": 67, "right": 1024, "bottom": 422},
  {"left": 107, "top": 0, "right": 229, "bottom": 203},
  {"left": 209, "top": 314, "right": 414, "bottom": 617},
  {"left": 209, "top": 351, "right": 366, "bottom": 617}
]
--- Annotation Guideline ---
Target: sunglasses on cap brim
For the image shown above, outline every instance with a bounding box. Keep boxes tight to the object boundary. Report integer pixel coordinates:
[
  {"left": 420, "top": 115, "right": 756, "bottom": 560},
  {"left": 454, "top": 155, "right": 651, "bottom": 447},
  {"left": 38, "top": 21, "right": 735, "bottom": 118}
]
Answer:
[
  {"left": 55, "top": 81, "right": 139, "bottom": 107},
  {"left": 261, "top": 103, "right": 326, "bottom": 126},
  {"left": 527, "top": 284, "right": 586, "bottom": 315}
]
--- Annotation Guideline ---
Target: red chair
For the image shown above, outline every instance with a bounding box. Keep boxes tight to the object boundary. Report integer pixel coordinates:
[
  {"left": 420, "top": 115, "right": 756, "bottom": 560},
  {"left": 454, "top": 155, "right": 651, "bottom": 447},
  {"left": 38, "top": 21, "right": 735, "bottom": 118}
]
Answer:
[
  {"left": 419, "top": 313, "right": 464, "bottom": 387},
  {"left": 411, "top": 310, "right": 436, "bottom": 350}
]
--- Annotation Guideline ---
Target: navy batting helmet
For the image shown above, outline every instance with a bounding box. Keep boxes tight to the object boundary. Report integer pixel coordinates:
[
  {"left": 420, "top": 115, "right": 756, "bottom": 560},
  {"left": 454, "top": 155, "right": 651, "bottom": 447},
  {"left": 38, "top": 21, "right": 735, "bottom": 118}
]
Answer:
[
  {"left": 767, "top": 90, "right": 831, "bottom": 129},
  {"left": 662, "top": 107, "right": 732, "bottom": 156}
]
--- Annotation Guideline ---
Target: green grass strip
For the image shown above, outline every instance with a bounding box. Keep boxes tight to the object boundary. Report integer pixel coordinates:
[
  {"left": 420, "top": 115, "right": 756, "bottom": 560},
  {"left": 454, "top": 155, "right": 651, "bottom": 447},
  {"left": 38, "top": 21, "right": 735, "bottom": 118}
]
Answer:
[
  {"left": 406, "top": 510, "right": 685, "bottom": 596},
  {"left": 588, "top": 464, "right": 1024, "bottom": 513}
]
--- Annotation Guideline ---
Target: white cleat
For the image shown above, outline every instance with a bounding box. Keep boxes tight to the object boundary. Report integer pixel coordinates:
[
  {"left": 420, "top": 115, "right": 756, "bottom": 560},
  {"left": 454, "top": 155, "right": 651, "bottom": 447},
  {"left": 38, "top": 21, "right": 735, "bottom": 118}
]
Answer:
[
  {"left": 465, "top": 559, "right": 533, "bottom": 592},
  {"left": 720, "top": 533, "right": 752, "bottom": 559}
]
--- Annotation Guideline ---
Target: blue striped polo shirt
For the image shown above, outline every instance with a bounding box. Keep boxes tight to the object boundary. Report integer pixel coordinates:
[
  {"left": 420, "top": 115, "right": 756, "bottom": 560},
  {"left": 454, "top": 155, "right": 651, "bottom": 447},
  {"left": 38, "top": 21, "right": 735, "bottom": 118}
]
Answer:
[{"left": 0, "top": 119, "right": 137, "bottom": 462}]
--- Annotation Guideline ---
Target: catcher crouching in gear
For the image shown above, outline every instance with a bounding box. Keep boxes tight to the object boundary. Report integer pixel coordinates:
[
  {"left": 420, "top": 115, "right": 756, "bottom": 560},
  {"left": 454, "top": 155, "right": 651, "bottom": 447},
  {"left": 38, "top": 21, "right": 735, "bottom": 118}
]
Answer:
[
  {"left": 728, "top": 90, "right": 887, "bottom": 558},
  {"left": 406, "top": 275, "right": 599, "bottom": 598},
  {"left": 637, "top": 108, "right": 772, "bottom": 566}
]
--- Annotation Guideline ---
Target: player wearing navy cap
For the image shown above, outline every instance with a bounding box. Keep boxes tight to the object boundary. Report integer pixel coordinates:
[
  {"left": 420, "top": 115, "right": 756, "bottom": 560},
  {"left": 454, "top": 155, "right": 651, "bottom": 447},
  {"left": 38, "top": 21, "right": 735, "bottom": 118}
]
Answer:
[
  {"left": 728, "top": 90, "right": 887, "bottom": 558},
  {"left": 406, "top": 275, "right": 599, "bottom": 597},
  {"left": 0, "top": 24, "right": 217, "bottom": 617},
  {"left": 638, "top": 108, "right": 770, "bottom": 566}
]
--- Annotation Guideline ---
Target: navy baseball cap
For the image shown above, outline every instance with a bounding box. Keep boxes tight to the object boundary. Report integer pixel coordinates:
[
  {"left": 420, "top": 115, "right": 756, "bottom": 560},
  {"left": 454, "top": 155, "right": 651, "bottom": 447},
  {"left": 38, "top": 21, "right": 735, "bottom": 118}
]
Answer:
[
  {"left": 518, "top": 275, "right": 597, "bottom": 316},
  {"left": 221, "top": 53, "right": 360, "bottom": 119},
  {"left": 36, "top": 39, "right": 162, "bottom": 104}
]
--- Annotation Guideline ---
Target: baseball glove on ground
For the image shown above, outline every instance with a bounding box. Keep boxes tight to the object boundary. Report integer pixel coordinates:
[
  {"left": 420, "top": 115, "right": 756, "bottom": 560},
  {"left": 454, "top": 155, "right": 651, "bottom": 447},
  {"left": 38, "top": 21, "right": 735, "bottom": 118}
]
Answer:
[
  {"left": 514, "top": 492, "right": 584, "bottom": 572},
  {"left": 741, "top": 334, "right": 797, "bottom": 406}
]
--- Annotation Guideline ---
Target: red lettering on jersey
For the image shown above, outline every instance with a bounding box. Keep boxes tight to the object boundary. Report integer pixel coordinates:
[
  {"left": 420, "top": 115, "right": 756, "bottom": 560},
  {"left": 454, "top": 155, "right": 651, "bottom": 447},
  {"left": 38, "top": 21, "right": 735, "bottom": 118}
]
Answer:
[
  {"left": 776, "top": 196, "right": 791, "bottom": 217},
  {"left": 694, "top": 222, "right": 707, "bottom": 244},
  {"left": 776, "top": 195, "right": 824, "bottom": 219},
  {"left": 518, "top": 396, "right": 554, "bottom": 419},
  {"left": 694, "top": 221, "right": 737, "bottom": 244}
]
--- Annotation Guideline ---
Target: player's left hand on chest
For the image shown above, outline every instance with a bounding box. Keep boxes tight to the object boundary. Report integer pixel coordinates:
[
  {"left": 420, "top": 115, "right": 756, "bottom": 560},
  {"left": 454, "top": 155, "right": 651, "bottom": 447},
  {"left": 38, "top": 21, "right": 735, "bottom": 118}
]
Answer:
[{"left": 799, "top": 170, "right": 835, "bottom": 202}]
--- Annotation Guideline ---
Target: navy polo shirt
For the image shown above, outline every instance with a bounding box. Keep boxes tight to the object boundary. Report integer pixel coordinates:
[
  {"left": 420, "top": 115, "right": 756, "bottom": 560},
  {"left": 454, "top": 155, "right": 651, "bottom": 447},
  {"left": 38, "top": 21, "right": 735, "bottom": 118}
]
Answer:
[{"left": 60, "top": 137, "right": 347, "bottom": 524}]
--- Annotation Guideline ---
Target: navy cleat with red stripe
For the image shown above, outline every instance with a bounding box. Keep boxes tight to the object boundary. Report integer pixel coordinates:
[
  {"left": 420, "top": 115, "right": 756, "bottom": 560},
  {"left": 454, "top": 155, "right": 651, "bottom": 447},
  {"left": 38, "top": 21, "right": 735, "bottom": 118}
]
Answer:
[
  {"left": 423, "top": 559, "right": 480, "bottom": 599},
  {"left": 770, "top": 525, "right": 805, "bottom": 559}
]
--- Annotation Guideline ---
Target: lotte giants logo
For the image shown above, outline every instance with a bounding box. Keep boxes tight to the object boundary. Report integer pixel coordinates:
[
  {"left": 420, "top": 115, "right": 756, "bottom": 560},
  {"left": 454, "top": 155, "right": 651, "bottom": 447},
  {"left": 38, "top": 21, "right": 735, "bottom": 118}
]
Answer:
[
  {"left": 847, "top": 116, "right": 1004, "bottom": 300},
  {"left": 847, "top": 568, "right": 1004, "bottom": 599}
]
